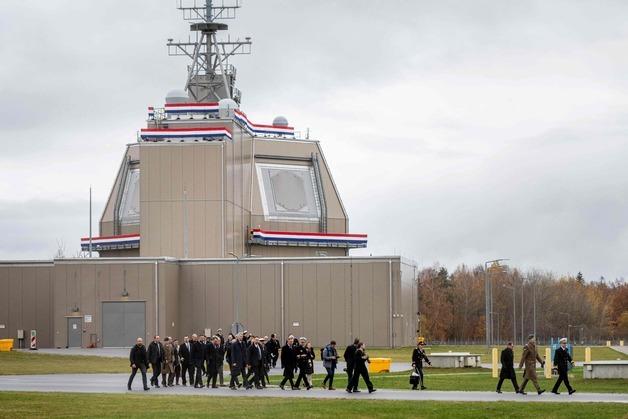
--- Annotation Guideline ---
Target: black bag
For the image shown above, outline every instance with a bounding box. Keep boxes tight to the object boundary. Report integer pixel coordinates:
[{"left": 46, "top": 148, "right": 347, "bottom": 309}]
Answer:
[{"left": 409, "top": 367, "right": 420, "bottom": 385}]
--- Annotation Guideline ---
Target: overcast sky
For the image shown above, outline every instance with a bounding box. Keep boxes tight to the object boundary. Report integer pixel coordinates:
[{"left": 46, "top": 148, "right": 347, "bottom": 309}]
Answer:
[{"left": 1, "top": 0, "right": 627, "bottom": 281}]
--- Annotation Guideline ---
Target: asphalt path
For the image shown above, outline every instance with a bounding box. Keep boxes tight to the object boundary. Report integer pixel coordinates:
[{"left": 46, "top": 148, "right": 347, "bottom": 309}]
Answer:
[{"left": 0, "top": 373, "right": 626, "bottom": 403}]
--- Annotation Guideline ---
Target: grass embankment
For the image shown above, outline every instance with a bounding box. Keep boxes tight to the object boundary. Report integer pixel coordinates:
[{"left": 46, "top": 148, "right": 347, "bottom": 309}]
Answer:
[
  {"left": 0, "top": 393, "right": 627, "bottom": 418},
  {"left": 0, "top": 351, "right": 127, "bottom": 375}
]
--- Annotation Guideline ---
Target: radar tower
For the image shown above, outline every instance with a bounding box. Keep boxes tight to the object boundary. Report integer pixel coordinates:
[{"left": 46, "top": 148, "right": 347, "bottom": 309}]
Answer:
[{"left": 167, "top": 0, "right": 252, "bottom": 103}]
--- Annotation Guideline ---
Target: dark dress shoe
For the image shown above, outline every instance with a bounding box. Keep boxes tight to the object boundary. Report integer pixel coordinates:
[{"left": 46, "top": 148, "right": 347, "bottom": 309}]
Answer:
[
  {"left": 306, "top": 386, "right": 313, "bottom": 390},
  {"left": 421, "top": 386, "right": 426, "bottom": 390},
  {"left": 143, "top": 387, "right": 150, "bottom": 391},
  {"left": 569, "top": 389, "right": 576, "bottom": 395},
  {"left": 496, "top": 390, "right": 502, "bottom": 394},
  {"left": 352, "top": 389, "right": 361, "bottom": 393},
  {"left": 518, "top": 391, "right": 527, "bottom": 395},
  {"left": 369, "top": 388, "right": 377, "bottom": 393},
  {"left": 127, "top": 387, "right": 132, "bottom": 391},
  {"left": 551, "top": 390, "right": 560, "bottom": 395},
  {"left": 538, "top": 390, "right": 546, "bottom": 395},
  {"left": 279, "top": 385, "right": 285, "bottom": 390},
  {"left": 345, "top": 388, "right": 352, "bottom": 393}
]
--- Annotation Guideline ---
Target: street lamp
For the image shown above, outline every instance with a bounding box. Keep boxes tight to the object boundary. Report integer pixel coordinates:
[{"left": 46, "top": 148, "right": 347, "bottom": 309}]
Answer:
[
  {"left": 503, "top": 283, "right": 516, "bottom": 346},
  {"left": 559, "top": 312, "right": 570, "bottom": 340},
  {"left": 484, "top": 259, "right": 509, "bottom": 347},
  {"left": 491, "top": 311, "right": 501, "bottom": 344}
]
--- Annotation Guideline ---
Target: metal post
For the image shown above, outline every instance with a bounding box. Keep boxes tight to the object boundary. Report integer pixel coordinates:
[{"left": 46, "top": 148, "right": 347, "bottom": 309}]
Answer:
[
  {"left": 521, "top": 278, "right": 524, "bottom": 345},
  {"left": 533, "top": 281, "right": 537, "bottom": 341},
  {"left": 88, "top": 186, "right": 92, "bottom": 257},
  {"left": 183, "top": 189, "right": 189, "bottom": 258}
]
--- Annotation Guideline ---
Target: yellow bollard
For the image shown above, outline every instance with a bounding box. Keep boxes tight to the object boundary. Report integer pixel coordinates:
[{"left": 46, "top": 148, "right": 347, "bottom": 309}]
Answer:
[
  {"left": 585, "top": 347, "right": 591, "bottom": 363},
  {"left": 606, "top": 340, "right": 611, "bottom": 347},
  {"left": 621, "top": 340, "right": 625, "bottom": 347},
  {"left": 492, "top": 347, "right": 498, "bottom": 378},
  {"left": 544, "top": 347, "right": 552, "bottom": 379}
]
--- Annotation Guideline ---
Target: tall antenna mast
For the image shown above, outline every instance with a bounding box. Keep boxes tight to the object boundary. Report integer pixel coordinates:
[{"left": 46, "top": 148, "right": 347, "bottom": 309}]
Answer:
[{"left": 167, "top": 0, "right": 252, "bottom": 103}]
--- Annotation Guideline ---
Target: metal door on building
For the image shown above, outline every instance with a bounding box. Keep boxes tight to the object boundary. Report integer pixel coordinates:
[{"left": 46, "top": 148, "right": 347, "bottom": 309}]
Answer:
[
  {"left": 67, "top": 318, "right": 82, "bottom": 348},
  {"left": 102, "top": 301, "right": 146, "bottom": 347}
]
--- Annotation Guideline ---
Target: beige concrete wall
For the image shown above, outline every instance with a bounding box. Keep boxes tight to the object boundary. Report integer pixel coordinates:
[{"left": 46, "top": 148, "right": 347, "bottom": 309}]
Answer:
[
  {"left": 176, "top": 257, "right": 402, "bottom": 348},
  {"left": 0, "top": 263, "right": 54, "bottom": 348},
  {"left": 140, "top": 142, "right": 226, "bottom": 258},
  {"left": 51, "top": 259, "right": 174, "bottom": 348}
]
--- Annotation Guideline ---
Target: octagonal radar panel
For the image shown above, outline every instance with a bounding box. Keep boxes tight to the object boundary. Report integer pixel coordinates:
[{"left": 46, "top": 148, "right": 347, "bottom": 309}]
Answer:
[{"left": 166, "top": 89, "right": 189, "bottom": 104}]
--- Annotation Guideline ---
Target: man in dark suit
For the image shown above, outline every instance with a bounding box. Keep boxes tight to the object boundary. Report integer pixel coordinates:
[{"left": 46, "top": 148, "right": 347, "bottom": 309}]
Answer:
[
  {"left": 205, "top": 336, "right": 221, "bottom": 388},
  {"left": 179, "top": 336, "right": 193, "bottom": 386},
  {"left": 127, "top": 337, "right": 150, "bottom": 391},
  {"left": 279, "top": 335, "right": 297, "bottom": 390},
  {"left": 147, "top": 335, "right": 164, "bottom": 388},
  {"left": 190, "top": 333, "right": 205, "bottom": 388},
  {"left": 496, "top": 341, "right": 519, "bottom": 393},
  {"left": 343, "top": 338, "right": 359, "bottom": 392},
  {"left": 552, "top": 338, "right": 576, "bottom": 395},
  {"left": 215, "top": 329, "right": 226, "bottom": 386},
  {"left": 246, "top": 337, "right": 264, "bottom": 389},
  {"left": 229, "top": 333, "right": 247, "bottom": 389},
  {"left": 294, "top": 337, "right": 313, "bottom": 390}
]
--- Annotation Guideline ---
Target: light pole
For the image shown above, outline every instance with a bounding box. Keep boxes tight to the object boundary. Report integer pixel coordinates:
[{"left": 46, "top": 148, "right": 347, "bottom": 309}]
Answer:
[
  {"left": 484, "top": 259, "right": 509, "bottom": 346},
  {"left": 491, "top": 311, "right": 501, "bottom": 344},
  {"left": 503, "top": 283, "right": 516, "bottom": 345},
  {"left": 559, "top": 312, "right": 570, "bottom": 340}
]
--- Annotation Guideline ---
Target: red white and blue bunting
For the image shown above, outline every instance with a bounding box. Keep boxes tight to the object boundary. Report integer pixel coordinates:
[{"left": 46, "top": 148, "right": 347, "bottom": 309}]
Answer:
[
  {"left": 234, "top": 110, "right": 295, "bottom": 138},
  {"left": 250, "top": 229, "right": 367, "bottom": 248},
  {"left": 80, "top": 234, "right": 140, "bottom": 251},
  {"left": 164, "top": 102, "right": 219, "bottom": 116},
  {"left": 140, "top": 127, "right": 232, "bottom": 141}
]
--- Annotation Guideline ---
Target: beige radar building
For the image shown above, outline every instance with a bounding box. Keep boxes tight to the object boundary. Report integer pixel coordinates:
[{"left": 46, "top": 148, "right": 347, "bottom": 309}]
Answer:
[{"left": 0, "top": 1, "right": 418, "bottom": 349}]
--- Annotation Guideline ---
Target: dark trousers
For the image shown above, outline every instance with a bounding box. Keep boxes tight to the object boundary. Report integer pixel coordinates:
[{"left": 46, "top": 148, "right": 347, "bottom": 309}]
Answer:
[
  {"left": 552, "top": 369, "right": 573, "bottom": 393},
  {"left": 207, "top": 370, "right": 218, "bottom": 388},
  {"left": 322, "top": 367, "right": 335, "bottom": 388},
  {"left": 150, "top": 362, "right": 161, "bottom": 386},
  {"left": 181, "top": 363, "right": 193, "bottom": 385},
  {"left": 346, "top": 363, "right": 356, "bottom": 390},
  {"left": 279, "top": 375, "right": 295, "bottom": 388},
  {"left": 247, "top": 364, "right": 261, "bottom": 388},
  {"left": 295, "top": 367, "right": 310, "bottom": 388},
  {"left": 193, "top": 361, "right": 204, "bottom": 387},
  {"left": 128, "top": 365, "right": 148, "bottom": 390},
  {"left": 230, "top": 368, "right": 242, "bottom": 388},
  {"left": 349, "top": 366, "right": 373, "bottom": 391},
  {"left": 497, "top": 375, "right": 518, "bottom": 392},
  {"left": 173, "top": 364, "right": 181, "bottom": 384}
]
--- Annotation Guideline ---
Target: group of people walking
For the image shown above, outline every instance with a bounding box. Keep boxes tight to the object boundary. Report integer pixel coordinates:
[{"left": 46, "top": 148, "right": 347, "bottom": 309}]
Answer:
[
  {"left": 497, "top": 334, "right": 576, "bottom": 395},
  {"left": 128, "top": 330, "right": 281, "bottom": 391}
]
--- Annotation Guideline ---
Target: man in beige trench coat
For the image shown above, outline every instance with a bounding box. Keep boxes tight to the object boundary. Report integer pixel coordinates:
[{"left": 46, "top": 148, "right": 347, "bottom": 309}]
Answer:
[{"left": 518, "top": 334, "right": 546, "bottom": 395}]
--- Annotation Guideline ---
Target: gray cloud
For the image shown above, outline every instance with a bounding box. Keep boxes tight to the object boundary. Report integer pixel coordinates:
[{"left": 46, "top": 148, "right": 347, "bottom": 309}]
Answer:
[{"left": 1, "top": 1, "right": 627, "bottom": 280}]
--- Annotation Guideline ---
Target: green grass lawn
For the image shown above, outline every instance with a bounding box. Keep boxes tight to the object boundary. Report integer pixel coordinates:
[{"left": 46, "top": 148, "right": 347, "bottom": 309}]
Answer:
[
  {"left": 0, "top": 392, "right": 626, "bottom": 419},
  {"left": 365, "top": 345, "right": 628, "bottom": 363},
  {"left": 0, "top": 351, "right": 128, "bottom": 375}
]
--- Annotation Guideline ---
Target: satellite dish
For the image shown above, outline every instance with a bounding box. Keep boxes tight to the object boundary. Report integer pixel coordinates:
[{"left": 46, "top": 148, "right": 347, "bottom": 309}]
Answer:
[
  {"left": 165, "top": 89, "right": 189, "bottom": 104},
  {"left": 273, "top": 115, "right": 289, "bottom": 126}
]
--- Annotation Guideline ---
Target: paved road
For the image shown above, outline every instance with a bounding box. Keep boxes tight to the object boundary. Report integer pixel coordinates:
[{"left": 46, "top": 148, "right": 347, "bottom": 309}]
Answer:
[
  {"left": 612, "top": 346, "right": 628, "bottom": 356},
  {"left": 0, "top": 373, "right": 625, "bottom": 403}
]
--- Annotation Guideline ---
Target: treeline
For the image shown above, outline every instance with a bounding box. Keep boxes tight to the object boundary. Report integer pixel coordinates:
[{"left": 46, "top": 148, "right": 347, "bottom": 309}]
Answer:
[{"left": 418, "top": 265, "right": 628, "bottom": 345}]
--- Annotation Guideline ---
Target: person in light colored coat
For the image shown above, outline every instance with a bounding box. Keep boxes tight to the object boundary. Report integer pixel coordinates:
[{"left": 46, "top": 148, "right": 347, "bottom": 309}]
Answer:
[{"left": 518, "top": 334, "right": 545, "bottom": 395}]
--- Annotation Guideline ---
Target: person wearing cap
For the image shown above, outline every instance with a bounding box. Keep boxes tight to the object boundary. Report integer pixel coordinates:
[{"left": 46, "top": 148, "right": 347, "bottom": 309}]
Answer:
[
  {"left": 551, "top": 338, "right": 576, "bottom": 395},
  {"left": 411, "top": 341, "right": 431, "bottom": 390},
  {"left": 496, "top": 341, "right": 519, "bottom": 394},
  {"left": 279, "top": 335, "right": 297, "bottom": 390},
  {"left": 518, "top": 334, "right": 546, "bottom": 395},
  {"left": 294, "top": 337, "right": 313, "bottom": 390}
]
